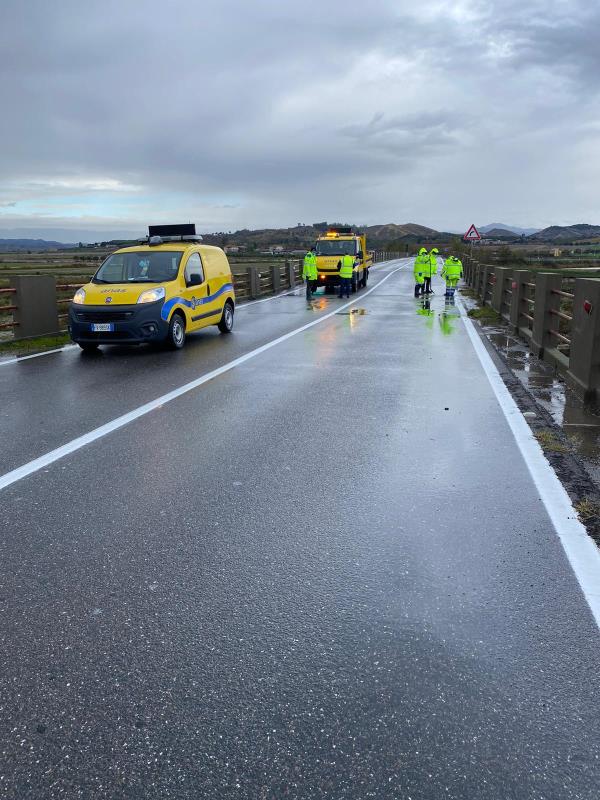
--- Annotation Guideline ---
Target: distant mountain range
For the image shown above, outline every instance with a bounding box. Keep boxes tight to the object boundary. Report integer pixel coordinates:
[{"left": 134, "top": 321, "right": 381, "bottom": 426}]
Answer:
[
  {"left": 0, "top": 238, "right": 76, "bottom": 250},
  {"left": 527, "top": 224, "right": 600, "bottom": 242},
  {"left": 479, "top": 223, "right": 541, "bottom": 236},
  {"left": 362, "top": 222, "right": 441, "bottom": 240},
  {"left": 479, "top": 223, "right": 600, "bottom": 243},
  {"left": 0, "top": 222, "right": 599, "bottom": 251},
  {"left": 481, "top": 228, "right": 522, "bottom": 240},
  {"left": 202, "top": 222, "right": 455, "bottom": 250}
]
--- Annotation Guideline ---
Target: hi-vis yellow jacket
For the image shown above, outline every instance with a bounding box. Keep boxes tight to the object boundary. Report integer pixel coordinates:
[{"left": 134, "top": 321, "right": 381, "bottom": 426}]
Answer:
[
  {"left": 339, "top": 254, "right": 355, "bottom": 279},
  {"left": 414, "top": 248, "right": 429, "bottom": 284}
]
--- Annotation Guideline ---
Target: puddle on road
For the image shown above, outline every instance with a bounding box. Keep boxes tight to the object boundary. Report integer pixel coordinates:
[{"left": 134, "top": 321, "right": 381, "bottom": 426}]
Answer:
[
  {"left": 484, "top": 326, "right": 600, "bottom": 469},
  {"left": 414, "top": 298, "right": 460, "bottom": 335},
  {"left": 416, "top": 299, "right": 434, "bottom": 318},
  {"left": 439, "top": 305, "right": 460, "bottom": 336},
  {"left": 336, "top": 308, "right": 368, "bottom": 316},
  {"left": 308, "top": 298, "right": 329, "bottom": 312}
]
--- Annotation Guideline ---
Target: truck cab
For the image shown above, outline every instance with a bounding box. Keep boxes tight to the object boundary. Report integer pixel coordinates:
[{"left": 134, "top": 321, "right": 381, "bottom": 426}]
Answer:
[{"left": 314, "top": 227, "right": 373, "bottom": 293}]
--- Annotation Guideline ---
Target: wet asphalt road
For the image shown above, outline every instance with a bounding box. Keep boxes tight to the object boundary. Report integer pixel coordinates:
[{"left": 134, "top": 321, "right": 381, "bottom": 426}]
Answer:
[{"left": 1, "top": 260, "right": 600, "bottom": 799}]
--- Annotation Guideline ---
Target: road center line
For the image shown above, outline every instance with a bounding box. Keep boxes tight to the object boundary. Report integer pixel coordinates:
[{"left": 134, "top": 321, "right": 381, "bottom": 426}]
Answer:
[
  {"left": 0, "top": 264, "right": 405, "bottom": 492},
  {"left": 458, "top": 298, "right": 600, "bottom": 629},
  {"left": 236, "top": 260, "right": 397, "bottom": 308}
]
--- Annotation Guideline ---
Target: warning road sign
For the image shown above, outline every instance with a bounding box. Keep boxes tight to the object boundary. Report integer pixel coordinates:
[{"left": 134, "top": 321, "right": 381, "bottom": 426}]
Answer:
[{"left": 464, "top": 224, "right": 481, "bottom": 241}]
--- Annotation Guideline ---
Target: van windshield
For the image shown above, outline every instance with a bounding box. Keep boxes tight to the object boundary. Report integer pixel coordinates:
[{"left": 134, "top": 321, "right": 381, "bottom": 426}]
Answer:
[
  {"left": 315, "top": 240, "right": 357, "bottom": 256},
  {"left": 93, "top": 251, "right": 183, "bottom": 283}
]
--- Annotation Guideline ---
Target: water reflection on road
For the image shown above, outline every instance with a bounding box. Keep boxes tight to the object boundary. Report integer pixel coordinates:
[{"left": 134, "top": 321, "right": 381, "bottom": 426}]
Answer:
[
  {"left": 415, "top": 297, "right": 460, "bottom": 337},
  {"left": 485, "top": 327, "right": 600, "bottom": 473}
]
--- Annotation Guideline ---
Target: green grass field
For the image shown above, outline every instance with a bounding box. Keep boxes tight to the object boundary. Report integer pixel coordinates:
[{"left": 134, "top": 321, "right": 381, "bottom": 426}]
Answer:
[{"left": 0, "top": 332, "right": 72, "bottom": 355}]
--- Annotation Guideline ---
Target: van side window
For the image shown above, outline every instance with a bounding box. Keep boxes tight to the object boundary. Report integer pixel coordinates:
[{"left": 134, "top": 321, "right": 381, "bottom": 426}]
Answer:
[{"left": 185, "top": 253, "right": 204, "bottom": 286}]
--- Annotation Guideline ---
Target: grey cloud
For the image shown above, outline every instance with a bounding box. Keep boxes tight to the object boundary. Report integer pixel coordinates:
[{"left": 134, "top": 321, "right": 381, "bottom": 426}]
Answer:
[
  {"left": 470, "top": 1, "right": 600, "bottom": 93},
  {"left": 0, "top": 0, "right": 401, "bottom": 188},
  {"left": 0, "top": 0, "right": 598, "bottom": 235},
  {"left": 340, "top": 112, "right": 462, "bottom": 158}
]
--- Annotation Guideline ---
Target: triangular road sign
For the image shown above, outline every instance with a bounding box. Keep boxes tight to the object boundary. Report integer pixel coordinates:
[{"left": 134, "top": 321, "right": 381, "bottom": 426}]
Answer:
[{"left": 464, "top": 223, "right": 481, "bottom": 241}]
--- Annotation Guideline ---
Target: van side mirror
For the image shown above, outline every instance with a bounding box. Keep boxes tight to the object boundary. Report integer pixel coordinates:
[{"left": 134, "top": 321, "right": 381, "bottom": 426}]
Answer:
[{"left": 358, "top": 250, "right": 364, "bottom": 259}]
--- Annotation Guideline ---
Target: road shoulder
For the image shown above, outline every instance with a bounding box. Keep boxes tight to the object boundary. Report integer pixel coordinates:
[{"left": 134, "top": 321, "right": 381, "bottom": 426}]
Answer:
[{"left": 464, "top": 307, "right": 600, "bottom": 546}]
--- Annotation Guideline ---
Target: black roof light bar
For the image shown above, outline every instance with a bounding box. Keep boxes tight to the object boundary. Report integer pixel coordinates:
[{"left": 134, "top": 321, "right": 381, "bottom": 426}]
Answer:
[
  {"left": 149, "top": 224, "right": 196, "bottom": 237},
  {"left": 138, "top": 223, "right": 203, "bottom": 246}
]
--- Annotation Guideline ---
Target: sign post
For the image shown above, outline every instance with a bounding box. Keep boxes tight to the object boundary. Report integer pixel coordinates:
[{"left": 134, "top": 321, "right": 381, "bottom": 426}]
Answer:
[{"left": 463, "top": 224, "right": 481, "bottom": 267}]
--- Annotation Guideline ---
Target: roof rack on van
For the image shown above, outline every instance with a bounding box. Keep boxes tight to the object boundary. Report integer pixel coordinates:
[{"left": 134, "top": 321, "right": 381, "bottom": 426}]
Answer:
[{"left": 137, "top": 223, "right": 203, "bottom": 246}]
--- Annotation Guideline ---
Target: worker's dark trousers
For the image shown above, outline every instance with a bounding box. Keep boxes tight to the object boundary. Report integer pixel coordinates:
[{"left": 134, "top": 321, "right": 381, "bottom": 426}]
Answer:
[
  {"left": 305, "top": 280, "right": 314, "bottom": 301},
  {"left": 414, "top": 283, "right": 423, "bottom": 298},
  {"left": 424, "top": 277, "right": 432, "bottom": 294},
  {"left": 339, "top": 277, "right": 351, "bottom": 298}
]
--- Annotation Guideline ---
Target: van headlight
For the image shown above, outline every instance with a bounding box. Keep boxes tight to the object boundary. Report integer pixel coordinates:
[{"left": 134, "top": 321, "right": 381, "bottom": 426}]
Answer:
[
  {"left": 137, "top": 287, "right": 166, "bottom": 304},
  {"left": 73, "top": 288, "right": 86, "bottom": 304}
]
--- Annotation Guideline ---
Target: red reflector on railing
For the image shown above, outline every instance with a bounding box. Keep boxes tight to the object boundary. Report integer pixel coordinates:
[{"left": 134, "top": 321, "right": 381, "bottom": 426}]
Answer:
[
  {"left": 511, "top": 281, "right": 517, "bottom": 290},
  {"left": 584, "top": 300, "right": 593, "bottom": 315}
]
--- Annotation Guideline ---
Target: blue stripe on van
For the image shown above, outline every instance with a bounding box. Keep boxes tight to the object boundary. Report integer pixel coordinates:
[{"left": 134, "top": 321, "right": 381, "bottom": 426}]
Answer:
[{"left": 161, "top": 283, "right": 234, "bottom": 321}]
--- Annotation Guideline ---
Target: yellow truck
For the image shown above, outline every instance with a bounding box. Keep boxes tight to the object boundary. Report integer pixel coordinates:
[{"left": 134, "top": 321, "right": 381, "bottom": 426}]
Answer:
[{"left": 314, "top": 227, "right": 373, "bottom": 293}]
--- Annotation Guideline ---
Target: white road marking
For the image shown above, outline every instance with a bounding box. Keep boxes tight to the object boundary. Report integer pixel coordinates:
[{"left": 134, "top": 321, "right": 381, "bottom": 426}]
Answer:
[
  {"left": 458, "top": 299, "right": 600, "bottom": 629},
  {"left": 0, "top": 288, "right": 302, "bottom": 368},
  {"left": 0, "top": 344, "right": 77, "bottom": 368},
  {"left": 0, "top": 263, "right": 406, "bottom": 492}
]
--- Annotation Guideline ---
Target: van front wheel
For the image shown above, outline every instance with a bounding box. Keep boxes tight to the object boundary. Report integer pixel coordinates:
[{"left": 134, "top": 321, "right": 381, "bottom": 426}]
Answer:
[
  {"left": 218, "top": 301, "right": 234, "bottom": 333},
  {"left": 167, "top": 313, "right": 186, "bottom": 349}
]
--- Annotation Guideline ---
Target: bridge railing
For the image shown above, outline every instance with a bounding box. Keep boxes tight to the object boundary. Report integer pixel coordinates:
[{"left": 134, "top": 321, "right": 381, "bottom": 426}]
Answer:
[
  {"left": 373, "top": 251, "right": 401, "bottom": 263},
  {"left": 0, "top": 260, "right": 306, "bottom": 343},
  {"left": 462, "top": 252, "right": 600, "bottom": 401},
  {"left": 0, "top": 287, "right": 18, "bottom": 336},
  {"left": 1, "top": 253, "right": 406, "bottom": 344}
]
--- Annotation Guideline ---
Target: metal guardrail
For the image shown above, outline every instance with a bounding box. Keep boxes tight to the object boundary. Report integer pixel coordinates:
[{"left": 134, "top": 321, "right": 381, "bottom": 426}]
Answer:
[
  {"left": 500, "top": 276, "right": 512, "bottom": 316},
  {"left": 463, "top": 254, "right": 600, "bottom": 401},
  {"left": 0, "top": 287, "right": 18, "bottom": 332},
  {"left": 548, "top": 287, "right": 574, "bottom": 353},
  {"left": 0, "top": 258, "right": 309, "bottom": 342},
  {"left": 373, "top": 251, "right": 401, "bottom": 263}
]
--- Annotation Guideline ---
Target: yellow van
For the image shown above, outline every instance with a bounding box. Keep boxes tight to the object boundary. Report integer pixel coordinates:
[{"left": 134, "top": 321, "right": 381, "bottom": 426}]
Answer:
[{"left": 69, "top": 225, "right": 235, "bottom": 351}]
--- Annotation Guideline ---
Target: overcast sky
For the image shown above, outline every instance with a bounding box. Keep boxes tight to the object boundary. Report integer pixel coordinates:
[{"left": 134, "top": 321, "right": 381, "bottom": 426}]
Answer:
[{"left": 1, "top": 0, "right": 598, "bottom": 241}]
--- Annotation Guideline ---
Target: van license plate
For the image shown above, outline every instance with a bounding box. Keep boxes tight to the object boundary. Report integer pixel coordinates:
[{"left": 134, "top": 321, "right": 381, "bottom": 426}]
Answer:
[{"left": 91, "top": 323, "right": 114, "bottom": 332}]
